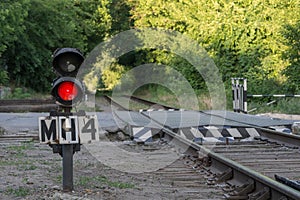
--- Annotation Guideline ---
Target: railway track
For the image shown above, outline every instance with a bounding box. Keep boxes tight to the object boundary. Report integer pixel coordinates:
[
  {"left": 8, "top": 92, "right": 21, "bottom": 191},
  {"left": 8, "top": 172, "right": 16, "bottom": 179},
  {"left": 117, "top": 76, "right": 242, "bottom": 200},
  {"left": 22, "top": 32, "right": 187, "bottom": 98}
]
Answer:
[
  {"left": 156, "top": 121, "right": 300, "bottom": 199},
  {"left": 147, "top": 156, "right": 225, "bottom": 199},
  {"left": 213, "top": 139, "right": 300, "bottom": 181},
  {"left": 1, "top": 95, "right": 300, "bottom": 199},
  {"left": 102, "top": 95, "right": 177, "bottom": 111},
  {"left": 105, "top": 95, "right": 300, "bottom": 199},
  {"left": 0, "top": 99, "right": 57, "bottom": 112}
]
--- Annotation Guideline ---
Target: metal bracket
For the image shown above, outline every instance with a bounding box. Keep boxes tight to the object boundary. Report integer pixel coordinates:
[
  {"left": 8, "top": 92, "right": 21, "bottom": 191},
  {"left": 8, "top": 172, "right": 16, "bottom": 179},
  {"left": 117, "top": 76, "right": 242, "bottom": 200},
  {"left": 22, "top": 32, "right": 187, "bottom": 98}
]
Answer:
[
  {"left": 216, "top": 168, "right": 233, "bottom": 182},
  {"left": 50, "top": 110, "right": 86, "bottom": 117},
  {"left": 206, "top": 168, "right": 233, "bottom": 185},
  {"left": 49, "top": 143, "right": 80, "bottom": 157},
  {"left": 249, "top": 187, "right": 270, "bottom": 200},
  {"left": 224, "top": 179, "right": 255, "bottom": 200}
]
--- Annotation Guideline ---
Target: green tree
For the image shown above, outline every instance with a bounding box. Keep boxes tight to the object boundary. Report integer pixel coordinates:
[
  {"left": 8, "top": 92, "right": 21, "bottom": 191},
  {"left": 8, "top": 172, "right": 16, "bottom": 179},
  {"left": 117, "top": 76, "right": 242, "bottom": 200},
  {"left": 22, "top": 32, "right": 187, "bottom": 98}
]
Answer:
[
  {"left": 283, "top": 21, "right": 300, "bottom": 93},
  {"left": 1, "top": 0, "right": 299, "bottom": 95},
  {"left": 74, "top": 0, "right": 132, "bottom": 50},
  {"left": 129, "top": 0, "right": 300, "bottom": 94},
  {"left": 0, "top": 0, "right": 28, "bottom": 56},
  {"left": 0, "top": 0, "right": 131, "bottom": 91},
  {"left": 2, "top": 0, "right": 88, "bottom": 91},
  {"left": 0, "top": 0, "right": 29, "bottom": 85}
]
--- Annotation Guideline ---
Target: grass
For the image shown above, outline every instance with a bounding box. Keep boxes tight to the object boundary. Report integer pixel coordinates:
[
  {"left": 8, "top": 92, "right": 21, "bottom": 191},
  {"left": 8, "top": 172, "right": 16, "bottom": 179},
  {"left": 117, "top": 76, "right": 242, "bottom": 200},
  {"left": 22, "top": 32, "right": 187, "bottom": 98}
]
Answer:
[
  {"left": 247, "top": 98, "right": 300, "bottom": 114},
  {"left": 14, "top": 83, "right": 298, "bottom": 114},
  {"left": 6, "top": 141, "right": 35, "bottom": 151},
  {"left": 1, "top": 141, "right": 39, "bottom": 171},
  {"left": 130, "top": 85, "right": 228, "bottom": 111},
  {"left": 4, "top": 87, "right": 51, "bottom": 100},
  {"left": 55, "top": 175, "right": 62, "bottom": 183},
  {"left": 76, "top": 175, "right": 135, "bottom": 189},
  {"left": 6, "top": 141, "right": 35, "bottom": 158},
  {"left": 5, "top": 187, "right": 31, "bottom": 197},
  {"left": 24, "top": 164, "right": 38, "bottom": 171}
]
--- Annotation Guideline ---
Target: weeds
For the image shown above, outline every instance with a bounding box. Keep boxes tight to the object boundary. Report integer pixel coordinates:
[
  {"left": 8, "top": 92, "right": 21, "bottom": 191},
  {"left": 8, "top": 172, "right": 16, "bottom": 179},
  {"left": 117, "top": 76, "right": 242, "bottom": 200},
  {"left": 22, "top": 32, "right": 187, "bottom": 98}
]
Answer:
[
  {"left": 5, "top": 187, "right": 31, "bottom": 197},
  {"left": 7, "top": 141, "right": 35, "bottom": 152},
  {"left": 6, "top": 141, "right": 34, "bottom": 159},
  {"left": 2, "top": 141, "right": 39, "bottom": 171},
  {"left": 247, "top": 98, "right": 300, "bottom": 114},
  {"left": 55, "top": 175, "right": 62, "bottom": 183},
  {"left": 24, "top": 164, "right": 37, "bottom": 171},
  {"left": 76, "top": 175, "right": 135, "bottom": 189}
]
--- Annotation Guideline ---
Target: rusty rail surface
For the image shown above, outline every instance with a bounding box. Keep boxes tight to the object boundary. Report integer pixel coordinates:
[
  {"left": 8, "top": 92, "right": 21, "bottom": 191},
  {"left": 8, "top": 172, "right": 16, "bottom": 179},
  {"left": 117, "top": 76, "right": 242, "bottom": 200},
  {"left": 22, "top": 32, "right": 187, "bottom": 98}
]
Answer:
[
  {"left": 103, "top": 95, "right": 129, "bottom": 111},
  {"left": 0, "top": 99, "right": 57, "bottom": 112}
]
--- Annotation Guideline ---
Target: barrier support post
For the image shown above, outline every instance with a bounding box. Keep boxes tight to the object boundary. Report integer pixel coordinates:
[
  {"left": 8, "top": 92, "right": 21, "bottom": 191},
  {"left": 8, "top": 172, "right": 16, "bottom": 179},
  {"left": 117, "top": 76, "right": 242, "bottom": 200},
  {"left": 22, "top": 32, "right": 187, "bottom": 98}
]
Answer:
[{"left": 243, "top": 79, "right": 247, "bottom": 113}]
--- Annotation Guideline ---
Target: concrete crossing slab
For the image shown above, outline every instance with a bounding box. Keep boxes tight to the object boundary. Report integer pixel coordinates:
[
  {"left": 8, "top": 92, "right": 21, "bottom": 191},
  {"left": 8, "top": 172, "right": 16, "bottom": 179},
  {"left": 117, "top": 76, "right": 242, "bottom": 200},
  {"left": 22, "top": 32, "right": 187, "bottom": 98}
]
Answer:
[
  {"left": 203, "top": 110, "right": 294, "bottom": 127},
  {"left": 114, "top": 110, "right": 295, "bottom": 142},
  {"left": 115, "top": 110, "right": 295, "bottom": 129}
]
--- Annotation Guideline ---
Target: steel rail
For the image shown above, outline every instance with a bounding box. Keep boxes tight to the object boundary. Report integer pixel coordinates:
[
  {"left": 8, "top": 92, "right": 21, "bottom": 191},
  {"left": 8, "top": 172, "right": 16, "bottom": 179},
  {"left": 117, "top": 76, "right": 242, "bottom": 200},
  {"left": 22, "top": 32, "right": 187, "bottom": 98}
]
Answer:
[
  {"left": 103, "top": 95, "right": 129, "bottom": 111},
  {"left": 257, "top": 127, "right": 300, "bottom": 147},
  {"left": 197, "top": 110, "right": 300, "bottom": 147},
  {"left": 122, "top": 95, "right": 176, "bottom": 110},
  {"left": 0, "top": 99, "right": 57, "bottom": 112},
  {"left": 139, "top": 112, "right": 300, "bottom": 200},
  {"left": 0, "top": 99, "right": 55, "bottom": 105}
]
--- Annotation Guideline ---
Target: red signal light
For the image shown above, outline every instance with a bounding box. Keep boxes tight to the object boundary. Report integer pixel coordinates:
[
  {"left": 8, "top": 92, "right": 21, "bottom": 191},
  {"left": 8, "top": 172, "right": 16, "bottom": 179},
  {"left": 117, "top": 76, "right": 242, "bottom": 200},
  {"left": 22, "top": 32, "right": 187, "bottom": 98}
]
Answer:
[
  {"left": 51, "top": 77, "right": 83, "bottom": 107},
  {"left": 58, "top": 81, "right": 78, "bottom": 101}
]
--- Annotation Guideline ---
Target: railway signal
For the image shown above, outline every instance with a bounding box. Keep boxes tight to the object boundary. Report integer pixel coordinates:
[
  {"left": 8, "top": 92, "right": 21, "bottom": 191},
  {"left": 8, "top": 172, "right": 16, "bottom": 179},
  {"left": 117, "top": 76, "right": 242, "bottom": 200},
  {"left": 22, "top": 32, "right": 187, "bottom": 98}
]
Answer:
[
  {"left": 38, "top": 48, "right": 99, "bottom": 192},
  {"left": 51, "top": 48, "right": 84, "bottom": 109}
]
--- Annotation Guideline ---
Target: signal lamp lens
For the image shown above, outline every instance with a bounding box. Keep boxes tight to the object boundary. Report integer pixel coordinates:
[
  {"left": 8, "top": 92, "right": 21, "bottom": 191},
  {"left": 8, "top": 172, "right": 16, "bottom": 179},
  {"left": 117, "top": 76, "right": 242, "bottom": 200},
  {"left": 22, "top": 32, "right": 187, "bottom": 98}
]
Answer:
[
  {"left": 58, "top": 81, "right": 78, "bottom": 101},
  {"left": 52, "top": 48, "right": 84, "bottom": 77},
  {"left": 51, "top": 77, "right": 83, "bottom": 107}
]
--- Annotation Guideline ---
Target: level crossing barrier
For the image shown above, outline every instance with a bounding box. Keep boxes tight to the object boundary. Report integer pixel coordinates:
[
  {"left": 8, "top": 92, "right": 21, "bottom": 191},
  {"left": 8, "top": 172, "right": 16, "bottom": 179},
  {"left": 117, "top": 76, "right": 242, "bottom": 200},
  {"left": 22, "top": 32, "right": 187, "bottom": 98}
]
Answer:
[
  {"left": 231, "top": 78, "right": 300, "bottom": 113},
  {"left": 231, "top": 78, "right": 248, "bottom": 113}
]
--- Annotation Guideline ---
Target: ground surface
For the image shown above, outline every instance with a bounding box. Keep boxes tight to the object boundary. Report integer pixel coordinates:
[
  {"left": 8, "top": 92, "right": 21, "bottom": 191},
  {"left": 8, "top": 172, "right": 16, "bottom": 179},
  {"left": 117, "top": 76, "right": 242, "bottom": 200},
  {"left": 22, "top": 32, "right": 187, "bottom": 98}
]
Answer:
[
  {"left": 0, "top": 139, "right": 167, "bottom": 199},
  {"left": 0, "top": 111, "right": 222, "bottom": 200},
  {"left": 0, "top": 109, "right": 298, "bottom": 199},
  {"left": 0, "top": 138, "right": 225, "bottom": 200}
]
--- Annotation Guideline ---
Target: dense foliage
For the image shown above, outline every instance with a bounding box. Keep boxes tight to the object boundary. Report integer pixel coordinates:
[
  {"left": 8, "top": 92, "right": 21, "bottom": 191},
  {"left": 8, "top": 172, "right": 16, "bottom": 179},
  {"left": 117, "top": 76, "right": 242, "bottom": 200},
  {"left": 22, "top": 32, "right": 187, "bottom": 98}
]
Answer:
[
  {"left": 129, "top": 0, "right": 300, "bottom": 94},
  {"left": 0, "top": 0, "right": 118, "bottom": 91},
  {"left": 0, "top": 0, "right": 299, "bottom": 96}
]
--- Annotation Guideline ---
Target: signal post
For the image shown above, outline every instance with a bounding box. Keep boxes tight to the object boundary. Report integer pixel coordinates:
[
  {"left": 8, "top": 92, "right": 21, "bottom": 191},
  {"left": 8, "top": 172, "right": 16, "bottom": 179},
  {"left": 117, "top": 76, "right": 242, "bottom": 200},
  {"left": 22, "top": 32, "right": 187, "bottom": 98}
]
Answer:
[{"left": 38, "top": 48, "right": 99, "bottom": 192}]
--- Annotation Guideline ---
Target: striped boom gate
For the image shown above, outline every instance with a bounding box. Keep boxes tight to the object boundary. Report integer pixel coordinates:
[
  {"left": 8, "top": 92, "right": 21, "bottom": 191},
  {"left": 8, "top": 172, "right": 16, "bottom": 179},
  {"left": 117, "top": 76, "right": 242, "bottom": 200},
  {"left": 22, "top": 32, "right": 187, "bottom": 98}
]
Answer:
[{"left": 232, "top": 78, "right": 300, "bottom": 113}]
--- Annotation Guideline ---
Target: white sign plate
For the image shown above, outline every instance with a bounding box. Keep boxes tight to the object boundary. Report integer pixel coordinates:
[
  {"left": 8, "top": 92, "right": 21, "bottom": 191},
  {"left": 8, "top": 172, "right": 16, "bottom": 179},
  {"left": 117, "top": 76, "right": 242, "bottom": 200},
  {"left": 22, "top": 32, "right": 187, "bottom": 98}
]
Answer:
[{"left": 39, "top": 115, "right": 99, "bottom": 144}]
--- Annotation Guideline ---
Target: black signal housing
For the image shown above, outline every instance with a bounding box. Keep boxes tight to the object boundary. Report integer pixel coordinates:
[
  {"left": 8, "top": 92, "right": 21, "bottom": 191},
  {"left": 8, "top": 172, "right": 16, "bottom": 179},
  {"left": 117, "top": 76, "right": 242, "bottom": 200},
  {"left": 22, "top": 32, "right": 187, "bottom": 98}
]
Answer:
[{"left": 51, "top": 48, "right": 84, "bottom": 108}]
